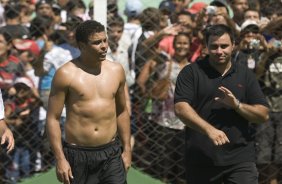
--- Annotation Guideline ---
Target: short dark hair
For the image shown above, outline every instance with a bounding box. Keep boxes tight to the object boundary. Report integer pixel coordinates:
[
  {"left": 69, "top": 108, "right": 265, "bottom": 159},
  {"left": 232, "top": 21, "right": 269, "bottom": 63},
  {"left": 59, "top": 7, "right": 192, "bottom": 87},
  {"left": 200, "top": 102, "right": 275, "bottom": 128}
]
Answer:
[
  {"left": 65, "top": 0, "right": 86, "bottom": 12},
  {"left": 29, "top": 16, "right": 53, "bottom": 38},
  {"left": 75, "top": 20, "right": 105, "bottom": 44},
  {"left": 204, "top": 24, "right": 235, "bottom": 45},
  {"left": 35, "top": 0, "right": 53, "bottom": 10},
  {"left": 140, "top": 7, "right": 162, "bottom": 31},
  {"left": 177, "top": 10, "right": 195, "bottom": 21},
  {"left": 63, "top": 15, "right": 83, "bottom": 31},
  {"left": 4, "top": 3, "right": 21, "bottom": 19},
  {"left": 108, "top": 15, "right": 124, "bottom": 28}
]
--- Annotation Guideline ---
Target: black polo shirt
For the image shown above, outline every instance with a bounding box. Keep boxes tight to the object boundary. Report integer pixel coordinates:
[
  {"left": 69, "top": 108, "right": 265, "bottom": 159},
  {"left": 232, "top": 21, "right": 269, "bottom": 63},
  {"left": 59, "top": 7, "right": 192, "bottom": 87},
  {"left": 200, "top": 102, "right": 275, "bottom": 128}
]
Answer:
[{"left": 174, "top": 57, "right": 268, "bottom": 166}]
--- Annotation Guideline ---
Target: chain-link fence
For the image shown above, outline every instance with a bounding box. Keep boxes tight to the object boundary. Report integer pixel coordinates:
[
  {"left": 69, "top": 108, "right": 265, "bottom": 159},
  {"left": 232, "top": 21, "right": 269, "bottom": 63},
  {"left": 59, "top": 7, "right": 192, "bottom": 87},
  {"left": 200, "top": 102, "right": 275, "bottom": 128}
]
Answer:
[{"left": 1, "top": 0, "right": 282, "bottom": 184}]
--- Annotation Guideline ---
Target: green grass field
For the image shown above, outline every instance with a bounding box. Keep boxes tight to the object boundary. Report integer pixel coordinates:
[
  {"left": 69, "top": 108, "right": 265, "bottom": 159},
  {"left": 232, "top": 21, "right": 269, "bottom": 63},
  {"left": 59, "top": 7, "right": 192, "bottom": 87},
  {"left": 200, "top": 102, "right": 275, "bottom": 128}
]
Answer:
[{"left": 20, "top": 167, "right": 164, "bottom": 184}]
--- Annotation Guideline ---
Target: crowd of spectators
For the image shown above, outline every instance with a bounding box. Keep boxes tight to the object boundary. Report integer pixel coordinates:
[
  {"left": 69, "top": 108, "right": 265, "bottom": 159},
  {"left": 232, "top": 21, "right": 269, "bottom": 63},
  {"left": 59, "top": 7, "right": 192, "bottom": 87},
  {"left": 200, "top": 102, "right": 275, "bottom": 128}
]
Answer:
[{"left": 0, "top": 0, "right": 281, "bottom": 183}]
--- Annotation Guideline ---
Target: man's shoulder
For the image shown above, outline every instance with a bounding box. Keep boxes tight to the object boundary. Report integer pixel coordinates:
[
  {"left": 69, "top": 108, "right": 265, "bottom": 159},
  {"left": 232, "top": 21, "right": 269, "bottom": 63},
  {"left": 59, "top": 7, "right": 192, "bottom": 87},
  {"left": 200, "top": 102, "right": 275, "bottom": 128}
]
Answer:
[
  {"left": 188, "top": 58, "right": 208, "bottom": 70},
  {"left": 104, "top": 60, "right": 125, "bottom": 78},
  {"left": 56, "top": 60, "right": 77, "bottom": 75},
  {"left": 105, "top": 59, "right": 122, "bottom": 68},
  {"left": 232, "top": 59, "right": 251, "bottom": 73},
  {"left": 52, "top": 61, "right": 77, "bottom": 87}
]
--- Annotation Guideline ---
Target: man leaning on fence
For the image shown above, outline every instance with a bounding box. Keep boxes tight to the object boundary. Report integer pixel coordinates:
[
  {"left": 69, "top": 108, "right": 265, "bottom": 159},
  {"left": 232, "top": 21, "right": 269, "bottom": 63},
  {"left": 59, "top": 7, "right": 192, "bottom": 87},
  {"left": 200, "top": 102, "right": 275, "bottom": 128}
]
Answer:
[{"left": 174, "top": 24, "right": 269, "bottom": 184}]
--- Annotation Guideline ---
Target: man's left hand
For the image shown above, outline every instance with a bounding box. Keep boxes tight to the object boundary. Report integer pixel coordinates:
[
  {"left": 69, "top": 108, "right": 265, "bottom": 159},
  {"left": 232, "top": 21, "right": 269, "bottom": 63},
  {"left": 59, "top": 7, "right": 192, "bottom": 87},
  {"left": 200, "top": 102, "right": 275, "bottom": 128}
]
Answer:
[{"left": 121, "top": 150, "right": 132, "bottom": 172}]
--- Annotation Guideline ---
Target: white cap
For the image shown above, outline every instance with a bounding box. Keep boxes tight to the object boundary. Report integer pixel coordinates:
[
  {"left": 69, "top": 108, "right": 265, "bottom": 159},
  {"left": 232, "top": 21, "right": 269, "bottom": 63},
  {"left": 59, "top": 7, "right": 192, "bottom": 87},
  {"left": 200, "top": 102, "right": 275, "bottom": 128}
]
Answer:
[
  {"left": 124, "top": 0, "right": 143, "bottom": 17},
  {"left": 241, "top": 19, "right": 259, "bottom": 31},
  {"left": 14, "top": 77, "right": 35, "bottom": 89}
]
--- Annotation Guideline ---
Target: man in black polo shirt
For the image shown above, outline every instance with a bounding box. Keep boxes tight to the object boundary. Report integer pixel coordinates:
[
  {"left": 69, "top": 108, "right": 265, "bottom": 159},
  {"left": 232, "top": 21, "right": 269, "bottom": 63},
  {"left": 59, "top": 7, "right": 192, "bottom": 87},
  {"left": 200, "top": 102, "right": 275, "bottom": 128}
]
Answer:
[{"left": 174, "top": 24, "right": 269, "bottom": 184}]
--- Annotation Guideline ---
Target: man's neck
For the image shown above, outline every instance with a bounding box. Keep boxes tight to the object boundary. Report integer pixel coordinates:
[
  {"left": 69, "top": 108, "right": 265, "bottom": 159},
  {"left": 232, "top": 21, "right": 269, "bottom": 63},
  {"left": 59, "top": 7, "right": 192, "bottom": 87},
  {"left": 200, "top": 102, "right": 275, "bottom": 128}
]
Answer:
[
  {"left": 5, "top": 18, "right": 20, "bottom": 25},
  {"left": 209, "top": 60, "right": 232, "bottom": 76},
  {"left": 77, "top": 56, "right": 102, "bottom": 75},
  {"left": 127, "top": 19, "right": 140, "bottom": 25}
]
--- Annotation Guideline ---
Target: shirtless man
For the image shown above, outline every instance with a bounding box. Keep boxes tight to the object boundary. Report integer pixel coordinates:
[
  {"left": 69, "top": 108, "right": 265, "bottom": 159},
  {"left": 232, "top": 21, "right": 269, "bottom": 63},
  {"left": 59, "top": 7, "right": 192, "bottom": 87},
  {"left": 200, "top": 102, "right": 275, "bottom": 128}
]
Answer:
[{"left": 46, "top": 20, "right": 131, "bottom": 184}]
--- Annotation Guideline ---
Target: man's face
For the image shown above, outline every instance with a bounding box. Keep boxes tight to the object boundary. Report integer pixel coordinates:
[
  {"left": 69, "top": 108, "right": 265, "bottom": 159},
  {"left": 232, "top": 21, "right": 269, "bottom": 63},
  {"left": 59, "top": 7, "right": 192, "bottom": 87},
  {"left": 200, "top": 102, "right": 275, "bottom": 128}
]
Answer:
[
  {"left": 244, "top": 10, "right": 259, "bottom": 22},
  {"left": 177, "top": 14, "right": 193, "bottom": 34},
  {"left": 171, "top": 0, "right": 186, "bottom": 13},
  {"left": 231, "top": 0, "right": 249, "bottom": 15},
  {"left": 0, "top": 35, "right": 9, "bottom": 57},
  {"left": 81, "top": 32, "right": 108, "bottom": 62},
  {"left": 210, "top": 15, "right": 228, "bottom": 25},
  {"left": 65, "top": 26, "right": 76, "bottom": 45},
  {"left": 36, "top": 3, "right": 54, "bottom": 17},
  {"left": 108, "top": 26, "right": 123, "bottom": 43},
  {"left": 242, "top": 27, "right": 259, "bottom": 42},
  {"left": 215, "top": 6, "right": 228, "bottom": 17},
  {"left": 207, "top": 33, "right": 234, "bottom": 65}
]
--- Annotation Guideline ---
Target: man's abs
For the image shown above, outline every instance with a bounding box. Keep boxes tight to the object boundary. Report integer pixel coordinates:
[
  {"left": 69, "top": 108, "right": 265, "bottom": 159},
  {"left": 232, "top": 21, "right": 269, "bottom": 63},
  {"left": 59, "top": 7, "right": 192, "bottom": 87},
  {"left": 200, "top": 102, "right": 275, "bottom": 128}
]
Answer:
[{"left": 64, "top": 117, "right": 118, "bottom": 147}]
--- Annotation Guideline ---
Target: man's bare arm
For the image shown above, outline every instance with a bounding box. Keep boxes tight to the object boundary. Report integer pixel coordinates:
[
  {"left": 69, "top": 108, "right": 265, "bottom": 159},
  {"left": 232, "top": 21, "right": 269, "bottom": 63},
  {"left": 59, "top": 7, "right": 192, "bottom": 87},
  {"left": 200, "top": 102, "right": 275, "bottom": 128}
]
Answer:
[
  {"left": 215, "top": 86, "right": 269, "bottom": 123},
  {"left": 124, "top": 84, "right": 131, "bottom": 116},
  {"left": 46, "top": 67, "right": 73, "bottom": 184},
  {"left": 235, "top": 103, "right": 269, "bottom": 124},
  {"left": 175, "top": 102, "right": 230, "bottom": 146},
  {"left": 115, "top": 65, "right": 132, "bottom": 170}
]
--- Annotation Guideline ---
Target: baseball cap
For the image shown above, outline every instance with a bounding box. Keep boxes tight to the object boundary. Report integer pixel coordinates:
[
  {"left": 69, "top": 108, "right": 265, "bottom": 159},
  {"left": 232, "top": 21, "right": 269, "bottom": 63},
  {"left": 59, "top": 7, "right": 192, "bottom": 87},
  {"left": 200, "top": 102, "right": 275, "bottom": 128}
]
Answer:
[
  {"left": 124, "top": 0, "right": 143, "bottom": 18},
  {"left": 35, "top": 0, "right": 53, "bottom": 10},
  {"left": 241, "top": 19, "right": 259, "bottom": 31},
  {"left": 14, "top": 77, "right": 34, "bottom": 89},
  {"left": 187, "top": 2, "right": 207, "bottom": 14},
  {"left": 13, "top": 39, "right": 40, "bottom": 57},
  {"left": 159, "top": 0, "right": 175, "bottom": 13}
]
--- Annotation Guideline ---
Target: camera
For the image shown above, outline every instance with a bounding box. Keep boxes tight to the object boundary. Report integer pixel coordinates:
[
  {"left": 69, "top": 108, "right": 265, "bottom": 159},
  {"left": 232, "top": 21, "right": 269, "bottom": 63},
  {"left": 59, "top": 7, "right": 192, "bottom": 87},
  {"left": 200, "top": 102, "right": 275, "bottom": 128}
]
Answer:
[
  {"left": 273, "top": 40, "right": 282, "bottom": 49},
  {"left": 249, "top": 39, "right": 260, "bottom": 49}
]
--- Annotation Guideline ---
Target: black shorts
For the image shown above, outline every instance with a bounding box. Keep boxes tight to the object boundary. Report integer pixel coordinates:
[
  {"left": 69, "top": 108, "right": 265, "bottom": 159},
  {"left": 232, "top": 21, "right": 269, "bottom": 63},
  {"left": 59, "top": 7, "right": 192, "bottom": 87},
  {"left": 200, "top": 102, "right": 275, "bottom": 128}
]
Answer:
[
  {"left": 63, "top": 138, "right": 127, "bottom": 184},
  {"left": 186, "top": 162, "right": 258, "bottom": 184}
]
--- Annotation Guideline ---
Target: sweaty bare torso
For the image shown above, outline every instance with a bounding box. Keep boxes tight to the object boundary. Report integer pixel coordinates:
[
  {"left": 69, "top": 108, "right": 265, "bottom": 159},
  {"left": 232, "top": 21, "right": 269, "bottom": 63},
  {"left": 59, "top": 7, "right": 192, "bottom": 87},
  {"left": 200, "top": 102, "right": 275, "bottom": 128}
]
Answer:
[{"left": 62, "top": 60, "right": 121, "bottom": 146}]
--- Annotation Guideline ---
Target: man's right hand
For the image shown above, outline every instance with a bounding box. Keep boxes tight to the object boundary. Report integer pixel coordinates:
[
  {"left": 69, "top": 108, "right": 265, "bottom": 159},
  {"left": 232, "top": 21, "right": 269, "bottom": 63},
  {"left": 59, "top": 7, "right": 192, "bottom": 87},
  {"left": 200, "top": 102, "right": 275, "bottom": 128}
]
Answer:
[
  {"left": 56, "top": 158, "right": 73, "bottom": 184},
  {"left": 207, "top": 127, "right": 230, "bottom": 146}
]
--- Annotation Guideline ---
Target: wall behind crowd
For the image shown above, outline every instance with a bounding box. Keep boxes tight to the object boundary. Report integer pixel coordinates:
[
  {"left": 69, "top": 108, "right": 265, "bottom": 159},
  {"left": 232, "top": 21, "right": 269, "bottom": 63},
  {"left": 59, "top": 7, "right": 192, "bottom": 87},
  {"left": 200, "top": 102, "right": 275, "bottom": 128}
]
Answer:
[{"left": 84, "top": 0, "right": 163, "bottom": 20}]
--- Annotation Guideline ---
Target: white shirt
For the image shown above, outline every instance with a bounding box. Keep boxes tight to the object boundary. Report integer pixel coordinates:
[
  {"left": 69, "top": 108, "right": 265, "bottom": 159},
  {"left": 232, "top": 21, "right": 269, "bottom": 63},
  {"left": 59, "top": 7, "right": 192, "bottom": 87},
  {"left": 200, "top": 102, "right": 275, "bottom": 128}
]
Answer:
[
  {"left": 43, "top": 46, "right": 72, "bottom": 71},
  {"left": 0, "top": 89, "right": 4, "bottom": 119}
]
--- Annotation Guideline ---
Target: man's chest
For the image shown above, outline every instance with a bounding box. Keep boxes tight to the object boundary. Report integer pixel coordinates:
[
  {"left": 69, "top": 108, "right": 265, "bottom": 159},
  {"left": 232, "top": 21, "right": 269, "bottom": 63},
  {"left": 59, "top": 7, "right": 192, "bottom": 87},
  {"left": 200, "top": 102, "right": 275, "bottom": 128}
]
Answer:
[
  {"left": 195, "top": 71, "right": 247, "bottom": 102},
  {"left": 68, "top": 72, "right": 120, "bottom": 101}
]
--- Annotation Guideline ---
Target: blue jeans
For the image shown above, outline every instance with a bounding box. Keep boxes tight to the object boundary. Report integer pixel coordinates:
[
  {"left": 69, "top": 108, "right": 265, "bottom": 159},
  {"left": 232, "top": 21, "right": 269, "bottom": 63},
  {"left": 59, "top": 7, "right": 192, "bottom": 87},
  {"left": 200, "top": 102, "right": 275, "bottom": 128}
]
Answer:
[{"left": 5, "top": 147, "right": 30, "bottom": 181}]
